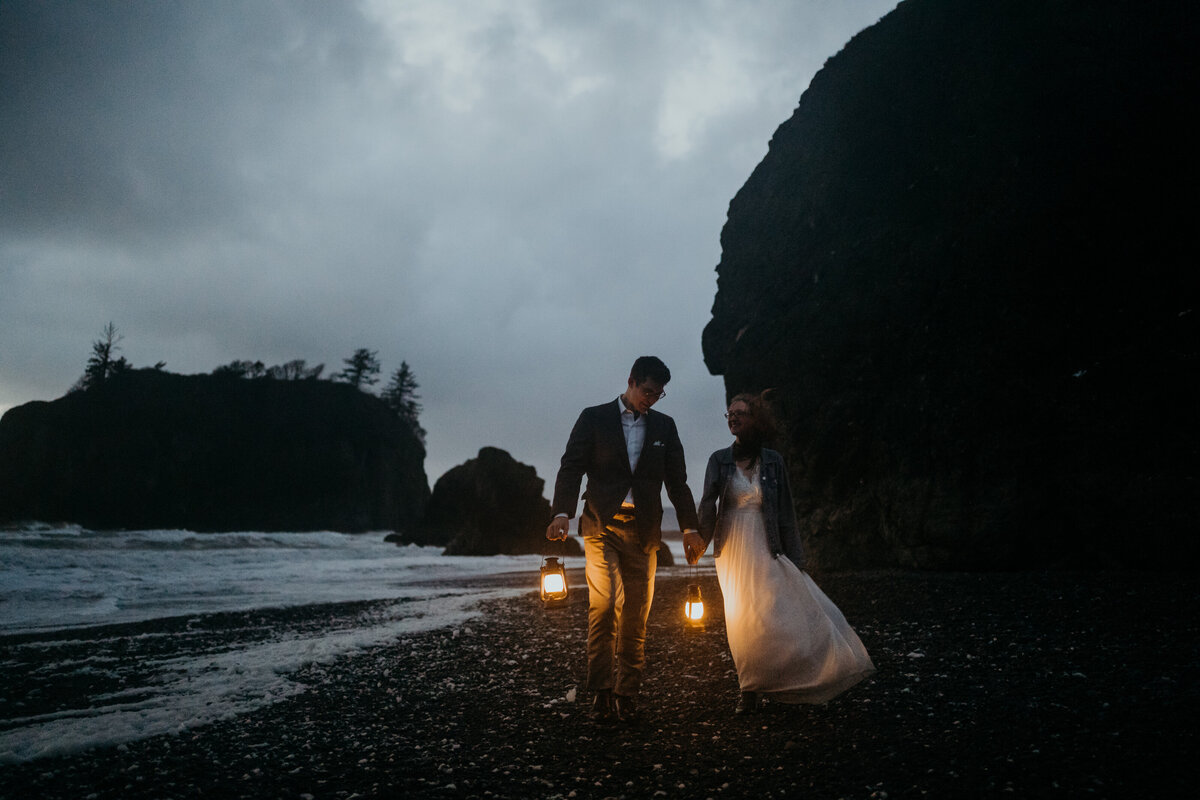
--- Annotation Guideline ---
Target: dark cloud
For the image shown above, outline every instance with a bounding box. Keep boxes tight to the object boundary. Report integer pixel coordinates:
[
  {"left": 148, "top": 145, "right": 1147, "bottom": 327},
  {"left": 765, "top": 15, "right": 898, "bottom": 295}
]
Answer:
[
  {"left": 1, "top": 1, "right": 389, "bottom": 240},
  {"left": 1, "top": 0, "right": 897, "bottom": 495}
]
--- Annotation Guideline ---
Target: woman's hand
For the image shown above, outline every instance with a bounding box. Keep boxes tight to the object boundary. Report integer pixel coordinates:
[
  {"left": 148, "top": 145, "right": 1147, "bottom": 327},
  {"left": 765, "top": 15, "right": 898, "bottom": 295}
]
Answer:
[{"left": 682, "top": 531, "right": 706, "bottom": 564}]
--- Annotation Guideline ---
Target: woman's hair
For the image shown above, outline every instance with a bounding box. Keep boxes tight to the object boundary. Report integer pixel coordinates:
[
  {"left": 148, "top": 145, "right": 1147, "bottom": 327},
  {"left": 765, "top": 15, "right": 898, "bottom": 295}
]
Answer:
[{"left": 728, "top": 390, "right": 778, "bottom": 444}]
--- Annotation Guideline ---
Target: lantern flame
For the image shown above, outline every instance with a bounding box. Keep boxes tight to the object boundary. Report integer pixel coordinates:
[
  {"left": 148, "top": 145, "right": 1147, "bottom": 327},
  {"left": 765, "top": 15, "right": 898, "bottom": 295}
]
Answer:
[
  {"left": 684, "top": 583, "right": 705, "bottom": 626},
  {"left": 540, "top": 556, "right": 569, "bottom": 606}
]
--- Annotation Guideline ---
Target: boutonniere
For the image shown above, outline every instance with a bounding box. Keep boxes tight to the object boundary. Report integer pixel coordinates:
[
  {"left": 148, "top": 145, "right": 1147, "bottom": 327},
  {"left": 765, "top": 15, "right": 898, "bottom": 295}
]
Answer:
[{"left": 652, "top": 440, "right": 665, "bottom": 447}]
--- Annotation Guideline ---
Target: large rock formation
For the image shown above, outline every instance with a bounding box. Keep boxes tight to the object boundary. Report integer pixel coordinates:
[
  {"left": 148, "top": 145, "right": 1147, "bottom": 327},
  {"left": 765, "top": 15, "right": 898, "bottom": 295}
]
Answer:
[
  {"left": 0, "top": 369, "right": 430, "bottom": 533},
  {"left": 703, "top": 0, "right": 1198, "bottom": 569},
  {"left": 415, "top": 447, "right": 582, "bottom": 556}
]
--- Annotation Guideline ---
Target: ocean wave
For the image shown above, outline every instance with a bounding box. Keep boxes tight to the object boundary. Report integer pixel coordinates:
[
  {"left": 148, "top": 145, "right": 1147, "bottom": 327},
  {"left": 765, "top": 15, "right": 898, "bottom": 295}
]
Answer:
[{"left": 0, "top": 527, "right": 409, "bottom": 552}]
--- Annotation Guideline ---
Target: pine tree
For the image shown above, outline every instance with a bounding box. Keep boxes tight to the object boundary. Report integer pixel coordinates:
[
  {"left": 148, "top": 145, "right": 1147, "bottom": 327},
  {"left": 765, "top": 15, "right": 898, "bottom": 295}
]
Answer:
[
  {"left": 72, "top": 322, "right": 130, "bottom": 391},
  {"left": 382, "top": 361, "right": 426, "bottom": 445},
  {"left": 335, "top": 348, "right": 381, "bottom": 388}
]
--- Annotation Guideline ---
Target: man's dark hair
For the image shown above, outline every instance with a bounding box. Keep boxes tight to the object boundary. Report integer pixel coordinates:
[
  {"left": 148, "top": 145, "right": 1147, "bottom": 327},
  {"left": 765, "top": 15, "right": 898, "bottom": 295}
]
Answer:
[{"left": 630, "top": 356, "right": 671, "bottom": 385}]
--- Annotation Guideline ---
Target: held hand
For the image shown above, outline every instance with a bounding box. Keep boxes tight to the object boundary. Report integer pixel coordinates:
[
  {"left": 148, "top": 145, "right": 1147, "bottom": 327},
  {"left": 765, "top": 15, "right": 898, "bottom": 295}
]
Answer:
[
  {"left": 546, "top": 517, "right": 570, "bottom": 541},
  {"left": 682, "top": 531, "right": 706, "bottom": 565}
]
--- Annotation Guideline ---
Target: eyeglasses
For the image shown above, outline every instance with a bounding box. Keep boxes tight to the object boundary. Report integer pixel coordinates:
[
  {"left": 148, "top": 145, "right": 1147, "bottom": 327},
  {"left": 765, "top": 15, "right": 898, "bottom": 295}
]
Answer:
[
  {"left": 639, "top": 385, "right": 666, "bottom": 401},
  {"left": 724, "top": 410, "right": 748, "bottom": 419}
]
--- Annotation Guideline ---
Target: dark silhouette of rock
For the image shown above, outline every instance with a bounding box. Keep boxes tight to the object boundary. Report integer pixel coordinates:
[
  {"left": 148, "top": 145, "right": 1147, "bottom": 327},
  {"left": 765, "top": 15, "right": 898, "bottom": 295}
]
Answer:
[
  {"left": 702, "top": 0, "right": 1198, "bottom": 569},
  {"left": 0, "top": 369, "right": 429, "bottom": 533},
  {"left": 414, "top": 447, "right": 582, "bottom": 556}
]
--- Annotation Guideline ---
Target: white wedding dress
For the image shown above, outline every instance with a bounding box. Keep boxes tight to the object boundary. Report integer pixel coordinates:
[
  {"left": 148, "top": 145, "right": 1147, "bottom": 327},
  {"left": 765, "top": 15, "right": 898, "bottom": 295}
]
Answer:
[{"left": 715, "top": 463, "right": 875, "bottom": 703}]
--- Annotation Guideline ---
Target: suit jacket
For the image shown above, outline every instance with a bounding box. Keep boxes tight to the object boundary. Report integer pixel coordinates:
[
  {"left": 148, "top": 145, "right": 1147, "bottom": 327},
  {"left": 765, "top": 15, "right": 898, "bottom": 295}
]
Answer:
[{"left": 552, "top": 400, "right": 699, "bottom": 550}]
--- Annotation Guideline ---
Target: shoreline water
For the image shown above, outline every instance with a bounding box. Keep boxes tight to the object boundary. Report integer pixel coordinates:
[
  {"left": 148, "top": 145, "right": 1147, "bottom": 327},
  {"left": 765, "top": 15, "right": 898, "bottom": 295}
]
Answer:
[
  {"left": 2, "top": 569, "right": 1196, "bottom": 798},
  {"left": 0, "top": 527, "right": 698, "bottom": 765},
  {"left": 0, "top": 588, "right": 530, "bottom": 764},
  {"left": 0, "top": 527, "right": 582, "bottom": 636}
]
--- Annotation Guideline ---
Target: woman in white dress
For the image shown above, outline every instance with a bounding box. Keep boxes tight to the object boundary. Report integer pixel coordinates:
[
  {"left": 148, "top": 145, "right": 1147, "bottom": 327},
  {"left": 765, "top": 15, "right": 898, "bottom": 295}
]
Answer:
[{"left": 683, "top": 393, "right": 875, "bottom": 713}]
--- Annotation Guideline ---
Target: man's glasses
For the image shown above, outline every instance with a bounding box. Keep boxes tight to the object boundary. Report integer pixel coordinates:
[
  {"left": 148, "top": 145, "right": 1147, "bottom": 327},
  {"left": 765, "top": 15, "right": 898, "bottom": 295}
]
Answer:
[
  {"left": 639, "top": 386, "right": 666, "bottom": 400},
  {"left": 724, "top": 410, "right": 748, "bottom": 419}
]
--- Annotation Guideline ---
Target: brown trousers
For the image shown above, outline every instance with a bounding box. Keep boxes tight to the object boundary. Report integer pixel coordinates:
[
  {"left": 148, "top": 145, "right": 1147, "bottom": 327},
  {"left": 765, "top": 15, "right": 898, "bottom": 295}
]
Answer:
[{"left": 583, "top": 516, "right": 657, "bottom": 696}]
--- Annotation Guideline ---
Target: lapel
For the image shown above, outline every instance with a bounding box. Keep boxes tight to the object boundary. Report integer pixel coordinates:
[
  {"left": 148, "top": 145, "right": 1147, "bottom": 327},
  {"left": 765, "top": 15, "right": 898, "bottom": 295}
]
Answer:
[
  {"left": 607, "top": 399, "right": 634, "bottom": 476},
  {"left": 634, "top": 409, "right": 659, "bottom": 475}
]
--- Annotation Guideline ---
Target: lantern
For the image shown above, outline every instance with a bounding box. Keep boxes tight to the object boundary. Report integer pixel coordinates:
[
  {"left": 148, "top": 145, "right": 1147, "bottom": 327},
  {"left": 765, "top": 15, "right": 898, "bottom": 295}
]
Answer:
[
  {"left": 684, "top": 583, "right": 705, "bottom": 629},
  {"left": 540, "top": 556, "right": 569, "bottom": 607}
]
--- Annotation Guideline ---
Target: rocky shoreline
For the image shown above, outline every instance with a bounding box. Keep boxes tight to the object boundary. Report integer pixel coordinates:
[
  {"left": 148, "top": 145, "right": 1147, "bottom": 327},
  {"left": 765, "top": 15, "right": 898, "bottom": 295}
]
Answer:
[{"left": 2, "top": 570, "right": 1196, "bottom": 798}]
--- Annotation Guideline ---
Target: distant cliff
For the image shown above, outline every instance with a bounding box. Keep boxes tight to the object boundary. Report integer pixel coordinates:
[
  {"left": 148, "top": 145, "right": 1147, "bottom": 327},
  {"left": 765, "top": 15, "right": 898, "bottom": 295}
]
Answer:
[
  {"left": 703, "top": 0, "right": 1198, "bottom": 569},
  {"left": 0, "top": 369, "right": 430, "bottom": 532}
]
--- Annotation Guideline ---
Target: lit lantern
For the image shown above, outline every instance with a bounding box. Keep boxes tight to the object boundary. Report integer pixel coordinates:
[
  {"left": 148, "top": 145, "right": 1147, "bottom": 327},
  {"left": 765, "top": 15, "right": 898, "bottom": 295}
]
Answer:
[
  {"left": 540, "top": 556, "right": 569, "bottom": 607},
  {"left": 684, "top": 583, "right": 705, "bottom": 629}
]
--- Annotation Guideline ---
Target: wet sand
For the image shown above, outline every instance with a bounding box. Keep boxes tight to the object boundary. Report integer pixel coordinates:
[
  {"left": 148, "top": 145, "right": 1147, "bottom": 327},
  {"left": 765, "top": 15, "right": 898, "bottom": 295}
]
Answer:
[{"left": 2, "top": 569, "right": 1197, "bottom": 798}]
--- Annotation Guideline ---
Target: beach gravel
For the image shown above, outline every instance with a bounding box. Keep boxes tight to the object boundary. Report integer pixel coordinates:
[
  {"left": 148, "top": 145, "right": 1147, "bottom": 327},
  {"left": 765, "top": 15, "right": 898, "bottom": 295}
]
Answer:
[{"left": 1, "top": 570, "right": 1197, "bottom": 798}]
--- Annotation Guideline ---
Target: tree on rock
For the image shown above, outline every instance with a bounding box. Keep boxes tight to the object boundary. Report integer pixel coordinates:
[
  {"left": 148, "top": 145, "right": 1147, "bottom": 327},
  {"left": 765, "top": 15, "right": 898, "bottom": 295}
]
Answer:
[
  {"left": 213, "top": 360, "right": 267, "bottom": 379},
  {"left": 72, "top": 322, "right": 130, "bottom": 392},
  {"left": 335, "top": 348, "right": 380, "bottom": 389},
  {"left": 382, "top": 361, "right": 426, "bottom": 446},
  {"left": 267, "top": 360, "right": 325, "bottom": 381}
]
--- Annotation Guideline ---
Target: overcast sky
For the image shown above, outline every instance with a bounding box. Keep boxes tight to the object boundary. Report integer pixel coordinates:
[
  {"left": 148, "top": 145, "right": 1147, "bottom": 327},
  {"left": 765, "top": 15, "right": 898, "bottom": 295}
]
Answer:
[{"left": 1, "top": 0, "right": 897, "bottom": 511}]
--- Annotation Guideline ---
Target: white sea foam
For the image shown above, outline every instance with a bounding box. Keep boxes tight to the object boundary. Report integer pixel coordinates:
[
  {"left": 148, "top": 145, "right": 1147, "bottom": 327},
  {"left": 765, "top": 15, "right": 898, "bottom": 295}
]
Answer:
[
  {"left": 0, "top": 527, "right": 553, "bottom": 762},
  {"left": 0, "top": 589, "right": 522, "bottom": 763},
  {"left": 0, "top": 526, "right": 691, "bottom": 763},
  {"left": 0, "top": 527, "right": 545, "bottom": 634}
]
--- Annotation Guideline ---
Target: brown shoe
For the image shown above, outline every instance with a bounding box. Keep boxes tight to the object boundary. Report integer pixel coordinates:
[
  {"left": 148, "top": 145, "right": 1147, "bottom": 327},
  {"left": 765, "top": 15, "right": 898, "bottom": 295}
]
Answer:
[
  {"left": 591, "top": 689, "right": 614, "bottom": 722},
  {"left": 613, "top": 694, "right": 640, "bottom": 724}
]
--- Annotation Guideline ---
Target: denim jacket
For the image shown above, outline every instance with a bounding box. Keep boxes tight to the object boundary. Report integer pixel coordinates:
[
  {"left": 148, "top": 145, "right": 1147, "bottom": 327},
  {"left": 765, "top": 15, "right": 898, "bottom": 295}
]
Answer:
[{"left": 697, "top": 446, "right": 805, "bottom": 567}]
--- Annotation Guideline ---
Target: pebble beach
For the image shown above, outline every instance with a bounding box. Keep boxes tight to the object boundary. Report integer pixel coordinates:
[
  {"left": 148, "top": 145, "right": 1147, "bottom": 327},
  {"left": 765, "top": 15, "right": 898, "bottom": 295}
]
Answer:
[{"left": 2, "top": 569, "right": 1196, "bottom": 799}]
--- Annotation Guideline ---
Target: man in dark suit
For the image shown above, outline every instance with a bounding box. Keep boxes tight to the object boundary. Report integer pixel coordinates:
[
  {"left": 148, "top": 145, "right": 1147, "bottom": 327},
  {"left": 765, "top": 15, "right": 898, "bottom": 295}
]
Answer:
[{"left": 546, "top": 356, "right": 700, "bottom": 723}]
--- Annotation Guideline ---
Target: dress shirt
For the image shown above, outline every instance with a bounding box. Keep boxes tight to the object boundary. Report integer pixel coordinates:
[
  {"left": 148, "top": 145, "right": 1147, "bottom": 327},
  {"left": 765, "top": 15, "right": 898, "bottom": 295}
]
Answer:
[{"left": 617, "top": 396, "right": 645, "bottom": 506}]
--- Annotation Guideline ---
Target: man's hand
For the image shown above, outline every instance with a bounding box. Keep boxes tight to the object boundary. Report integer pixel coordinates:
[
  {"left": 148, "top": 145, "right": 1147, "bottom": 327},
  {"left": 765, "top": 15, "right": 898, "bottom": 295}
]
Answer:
[
  {"left": 546, "top": 516, "right": 570, "bottom": 541},
  {"left": 682, "top": 531, "right": 706, "bottom": 564}
]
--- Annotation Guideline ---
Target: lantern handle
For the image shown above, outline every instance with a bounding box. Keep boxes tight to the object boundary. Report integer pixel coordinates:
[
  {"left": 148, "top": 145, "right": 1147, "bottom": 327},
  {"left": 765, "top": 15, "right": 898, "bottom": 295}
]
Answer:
[
  {"left": 552, "top": 525, "right": 568, "bottom": 560},
  {"left": 539, "top": 528, "right": 568, "bottom": 569}
]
